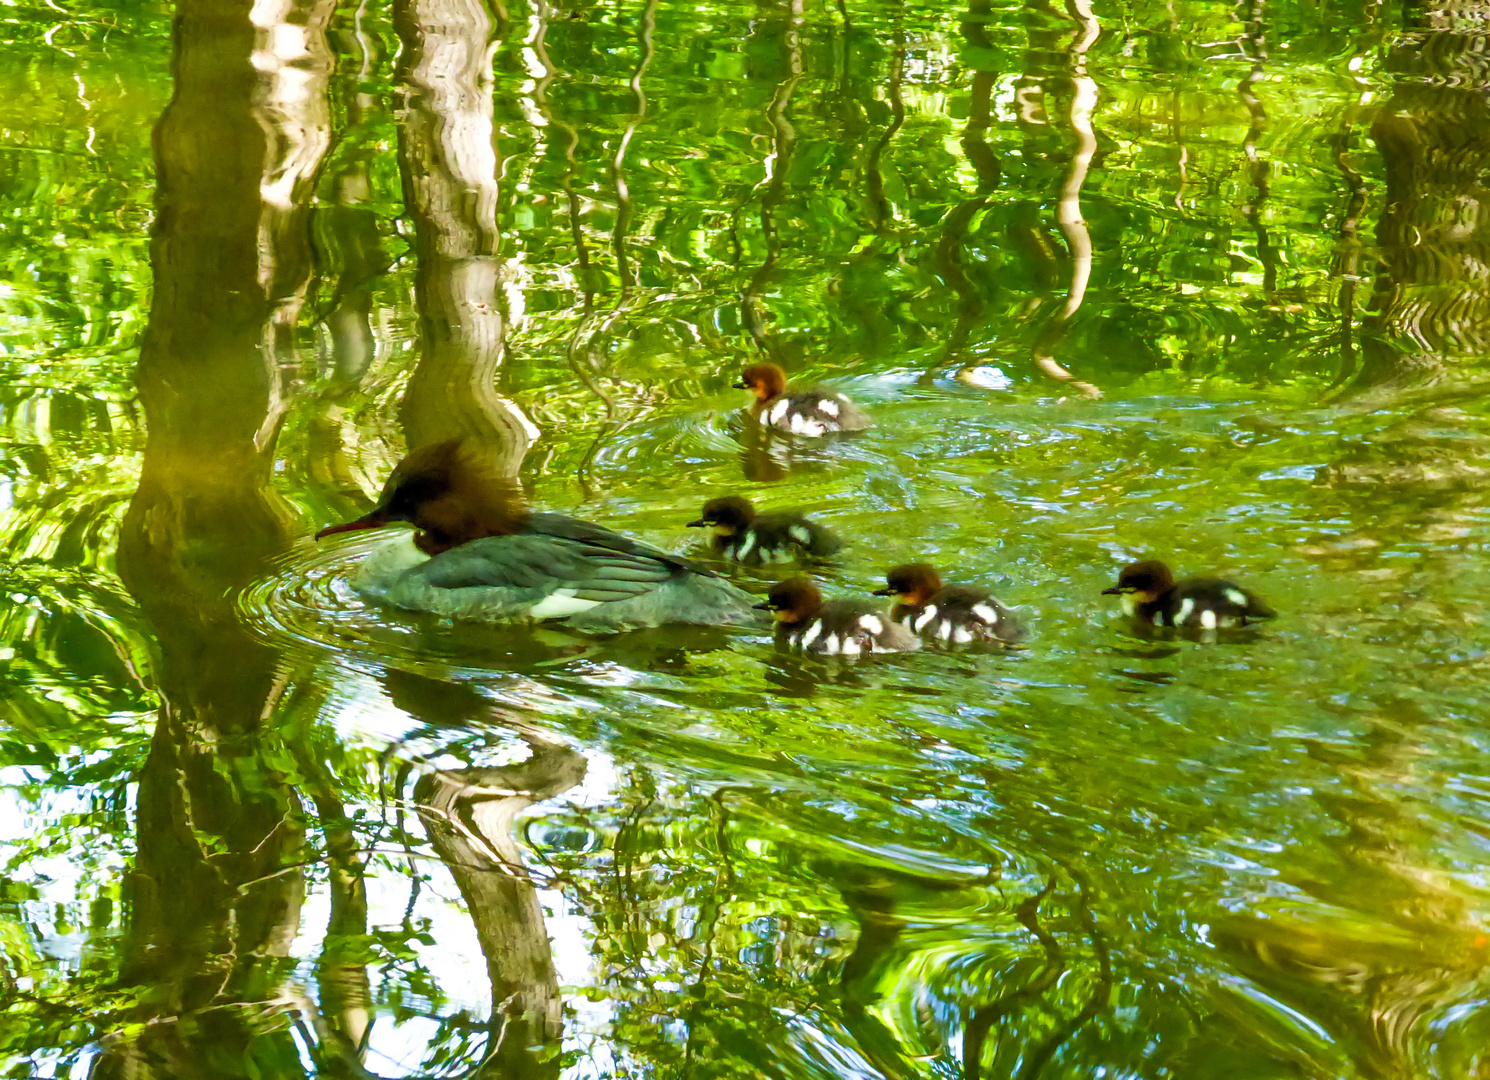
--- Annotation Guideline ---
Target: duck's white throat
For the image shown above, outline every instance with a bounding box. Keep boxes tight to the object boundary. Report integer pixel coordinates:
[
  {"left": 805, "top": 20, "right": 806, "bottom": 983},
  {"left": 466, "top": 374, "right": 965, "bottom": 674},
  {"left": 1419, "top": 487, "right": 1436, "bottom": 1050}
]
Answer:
[{"left": 353, "top": 531, "right": 431, "bottom": 592}]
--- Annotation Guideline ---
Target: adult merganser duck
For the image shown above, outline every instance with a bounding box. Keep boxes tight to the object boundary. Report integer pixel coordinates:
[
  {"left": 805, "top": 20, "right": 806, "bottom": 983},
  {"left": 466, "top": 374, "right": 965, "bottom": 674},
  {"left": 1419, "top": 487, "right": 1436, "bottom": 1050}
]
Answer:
[
  {"left": 686, "top": 495, "right": 842, "bottom": 565},
  {"left": 1102, "top": 560, "right": 1276, "bottom": 630},
  {"left": 314, "top": 442, "right": 762, "bottom": 631},
  {"left": 755, "top": 576, "right": 918, "bottom": 655},
  {"left": 735, "top": 362, "right": 872, "bottom": 436},
  {"left": 872, "top": 563, "right": 1026, "bottom": 646}
]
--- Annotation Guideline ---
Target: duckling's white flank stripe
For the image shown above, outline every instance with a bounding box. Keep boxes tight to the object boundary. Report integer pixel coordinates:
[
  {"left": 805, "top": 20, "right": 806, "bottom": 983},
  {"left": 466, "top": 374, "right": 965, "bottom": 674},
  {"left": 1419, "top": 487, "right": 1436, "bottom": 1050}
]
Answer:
[
  {"left": 799, "top": 621, "right": 823, "bottom": 650},
  {"left": 1225, "top": 588, "right": 1248, "bottom": 606},
  {"left": 818, "top": 398, "right": 840, "bottom": 417},
  {"left": 1175, "top": 598, "right": 1194, "bottom": 625},
  {"left": 1200, "top": 609, "right": 1218, "bottom": 630},
  {"left": 736, "top": 533, "right": 756, "bottom": 560},
  {"left": 859, "top": 614, "right": 884, "bottom": 635},
  {"left": 913, "top": 605, "right": 938, "bottom": 633},
  {"left": 971, "top": 603, "right": 999, "bottom": 625},
  {"left": 789, "top": 525, "right": 812, "bottom": 545},
  {"left": 954, "top": 626, "right": 974, "bottom": 645}
]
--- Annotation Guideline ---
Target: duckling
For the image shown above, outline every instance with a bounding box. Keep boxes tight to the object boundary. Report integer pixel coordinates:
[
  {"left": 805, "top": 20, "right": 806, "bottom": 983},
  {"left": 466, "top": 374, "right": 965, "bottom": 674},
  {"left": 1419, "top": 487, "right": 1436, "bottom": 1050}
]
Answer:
[
  {"left": 735, "top": 362, "right": 872, "bottom": 436},
  {"left": 687, "top": 495, "right": 842, "bottom": 565},
  {"left": 755, "top": 576, "right": 919, "bottom": 655},
  {"left": 315, "top": 441, "right": 761, "bottom": 630},
  {"left": 1102, "top": 559, "right": 1276, "bottom": 629},
  {"left": 873, "top": 563, "right": 1026, "bottom": 646}
]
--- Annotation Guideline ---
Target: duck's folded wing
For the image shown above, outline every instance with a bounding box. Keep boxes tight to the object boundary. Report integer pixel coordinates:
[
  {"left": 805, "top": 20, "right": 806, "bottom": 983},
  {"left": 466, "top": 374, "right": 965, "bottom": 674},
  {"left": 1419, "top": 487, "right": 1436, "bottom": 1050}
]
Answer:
[
  {"left": 408, "top": 534, "right": 677, "bottom": 603},
  {"left": 523, "top": 512, "right": 718, "bottom": 576}
]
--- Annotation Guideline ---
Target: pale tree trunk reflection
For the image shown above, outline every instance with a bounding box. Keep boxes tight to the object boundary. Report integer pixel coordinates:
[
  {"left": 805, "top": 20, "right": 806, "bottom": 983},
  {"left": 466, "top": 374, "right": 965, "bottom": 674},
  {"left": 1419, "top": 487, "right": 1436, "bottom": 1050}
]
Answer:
[
  {"left": 1029, "top": 0, "right": 1101, "bottom": 399},
  {"left": 101, "top": 0, "right": 333, "bottom": 1072},
  {"left": 388, "top": 0, "right": 572, "bottom": 1070},
  {"left": 394, "top": 0, "right": 535, "bottom": 472},
  {"left": 385, "top": 671, "right": 583, "bottom": 1078}
]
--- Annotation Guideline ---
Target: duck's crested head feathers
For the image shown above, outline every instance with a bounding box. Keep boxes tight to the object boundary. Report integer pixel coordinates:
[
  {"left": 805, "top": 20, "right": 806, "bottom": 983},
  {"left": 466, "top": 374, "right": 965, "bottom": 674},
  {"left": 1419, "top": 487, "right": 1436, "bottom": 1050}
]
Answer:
[
  {"left": 1102, "top": 559, "right": 1176, "bottom": 601},
  {"left": 873, "top": 563, "right": 942, "bottom": 605},
  {"left": 688, "top": 495, "right": 756, "bottom": 534},
  {"left": 754, "top": 575, "right": 824, "bottom": 624},
  {"left": 315, "top": 440, "right": 527, "bottom": 554},
  {"left": 735, "top": 362, "right": 788, "bottom": 402}
]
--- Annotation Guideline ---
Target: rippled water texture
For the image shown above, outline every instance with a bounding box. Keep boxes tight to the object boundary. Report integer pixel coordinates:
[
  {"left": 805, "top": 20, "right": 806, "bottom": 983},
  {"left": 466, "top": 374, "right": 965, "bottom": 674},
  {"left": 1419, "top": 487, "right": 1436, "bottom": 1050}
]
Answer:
[{"left": 5, "top": 0, "right": 1490, "bottom": 1076}]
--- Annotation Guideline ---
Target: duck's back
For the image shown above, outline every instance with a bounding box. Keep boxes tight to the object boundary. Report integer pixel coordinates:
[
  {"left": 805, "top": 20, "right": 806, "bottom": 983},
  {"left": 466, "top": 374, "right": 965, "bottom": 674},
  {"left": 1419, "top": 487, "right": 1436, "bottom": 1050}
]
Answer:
[
  {"left": 1146, "top": 577, "right": 1275, "bottom": 628},
  {"left": 918, "top": 585, "right": 1027, "bottom": 645},
  {"left": 357, "top": 515, "right": 758, "bottom": 629},
  {"left": 784, "top": 599, "right": 919, "bottom": 655},
  {"left": 758, "top": 390, "right": 872, "bottom": 436},
  {"left": 728, "top": 511, "right": 842, "bottom": 563}
]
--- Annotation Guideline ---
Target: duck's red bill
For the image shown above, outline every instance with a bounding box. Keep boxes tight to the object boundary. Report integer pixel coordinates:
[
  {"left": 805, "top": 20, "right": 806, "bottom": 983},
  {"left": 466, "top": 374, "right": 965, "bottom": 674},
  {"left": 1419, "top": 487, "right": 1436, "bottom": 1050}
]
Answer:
[{"left": 314, "top": 515, "right": 383, "bottom": 540}]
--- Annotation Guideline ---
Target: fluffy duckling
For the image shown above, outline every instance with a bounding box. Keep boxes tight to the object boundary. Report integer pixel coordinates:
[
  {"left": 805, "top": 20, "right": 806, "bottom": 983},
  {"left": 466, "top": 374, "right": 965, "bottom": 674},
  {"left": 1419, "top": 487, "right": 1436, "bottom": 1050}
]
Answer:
[
  {"left": 755, "top": 576, "right": 919, "bottom": 655},
  {"left": 1102, "top": 560, "right": 1276, "bottom": 629},
  {"left": 735, "top": 362, "right": 872, "bottom": 436},
  {"left": 687, "top": 495, "right": 842, "bottom": 565},
  {"left": 873, "top": 563, "right": 1026, "bottom": 646}
]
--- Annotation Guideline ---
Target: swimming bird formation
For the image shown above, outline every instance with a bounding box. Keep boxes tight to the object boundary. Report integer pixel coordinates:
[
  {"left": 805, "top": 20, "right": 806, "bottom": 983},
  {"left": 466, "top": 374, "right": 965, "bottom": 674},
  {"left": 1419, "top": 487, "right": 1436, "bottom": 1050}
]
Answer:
[{"left": 314, "top": 366, "right": 1276, "bottom": 652}]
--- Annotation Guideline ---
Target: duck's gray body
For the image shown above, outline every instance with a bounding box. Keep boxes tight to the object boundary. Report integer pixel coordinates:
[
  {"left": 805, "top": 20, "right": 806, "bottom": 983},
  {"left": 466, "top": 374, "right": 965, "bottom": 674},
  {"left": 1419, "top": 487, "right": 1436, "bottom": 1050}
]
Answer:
[{"left": 354, "top": 513, "right": 763, "bottom": 631}]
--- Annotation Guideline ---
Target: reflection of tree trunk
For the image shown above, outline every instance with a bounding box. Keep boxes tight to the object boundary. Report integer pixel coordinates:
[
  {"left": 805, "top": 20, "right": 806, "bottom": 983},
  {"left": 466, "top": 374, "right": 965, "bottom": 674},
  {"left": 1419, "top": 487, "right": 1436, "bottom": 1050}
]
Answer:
[
  {"left": 394, "top": 0, "right": 535, "bottom": 472},
  {"left": 388, "top": 671, "right": 583, "bottom": 1079},
  {"left": 1358, "top": 3, "right": 1490, "bottom": 393},
  {"left": 1029, "top": 0, "right": 1101, "bottom": 399},
  {"left": 740, "top": 0, "right": 803, "bottom": 366},
  {"left": 101, "top": 0, "right": 333, "bottom": 1072}
]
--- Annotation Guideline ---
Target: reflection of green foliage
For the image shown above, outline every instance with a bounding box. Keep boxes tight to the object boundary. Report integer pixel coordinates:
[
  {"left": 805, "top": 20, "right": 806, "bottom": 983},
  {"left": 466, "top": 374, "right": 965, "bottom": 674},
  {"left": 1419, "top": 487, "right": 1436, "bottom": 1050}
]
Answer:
[{"left": 5, "top": 0, "right": 1490, "bottom": 1076}]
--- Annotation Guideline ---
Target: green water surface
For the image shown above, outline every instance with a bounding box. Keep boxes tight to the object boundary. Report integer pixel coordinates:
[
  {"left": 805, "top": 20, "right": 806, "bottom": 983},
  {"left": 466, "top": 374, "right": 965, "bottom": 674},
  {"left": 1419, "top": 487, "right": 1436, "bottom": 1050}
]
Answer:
[{"left": 4, "top": 0, "right": 1490, "bottom": 1076}]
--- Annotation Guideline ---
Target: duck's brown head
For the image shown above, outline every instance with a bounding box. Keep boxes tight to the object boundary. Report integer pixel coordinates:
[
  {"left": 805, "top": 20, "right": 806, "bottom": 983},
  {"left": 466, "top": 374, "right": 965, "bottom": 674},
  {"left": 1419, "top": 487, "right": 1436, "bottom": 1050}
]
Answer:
[
  {"left": 687, "top": 495, "right": 756, "bottom": 537},
  {"left": 314, "top": 441, "right": 526, "bottom": 555},
  {"left": 1102, "top": 560, "right": 1176, "bottom": 603},
  {"left": 734, "top": 362, "right": 788, "bottom": 404},
  {"left": 753, "top": 576, "right": 823, "bottom": 626},
  {"left": 872, "top": 563, "right": 942, "bottom": 606}
]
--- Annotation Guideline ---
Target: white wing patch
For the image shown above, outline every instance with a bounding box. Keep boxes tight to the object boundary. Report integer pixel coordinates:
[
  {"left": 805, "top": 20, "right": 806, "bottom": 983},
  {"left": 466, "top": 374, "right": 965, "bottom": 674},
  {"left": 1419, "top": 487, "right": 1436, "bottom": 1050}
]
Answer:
[
  {"left": 839, "top": 637, "right": 862, "bottom": 656},
  {"left": 971, "top": 603, "right": 1000, "bottom": 625},
  {"left": 938, "top": 620, "right": 954, "bottom": 642},
  {"left": 1224, "top": 588, "right": 1248, "bottom": 607},
  {"left": 789, "top": 525, "right": 813, "bottom": 545},
  {"left": 799, "top": 621, "right": 823, "bottom": 650},
  {"left": 819, "top": 633, "right": 842, "bottom": 656},
  {"left": 858, "top": 614, "right": 884, "bottom": 635},
  {"left": 912, "top": 605, "right": 938, "bottom": 633},
  {"left": 528, "top": 589, "right": 604, "bottom": 619},
  {"left": 1199, "top": 609, "right": 1218, "bottom": 630},
  {"left": 1175, "top": 598, "right": 1194, "bottom": 625},
  {"left": 767, "top": 400, "right": 791, "bottom": 425},
  {"left": 953, "top": 626, "right": 974, "bottom": 645},
  {"left": 817, "top": 398, "right": 840, "bottom": 417},
  {"left": 788, "top": 412, "right": 825, "bottom": 436}
]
